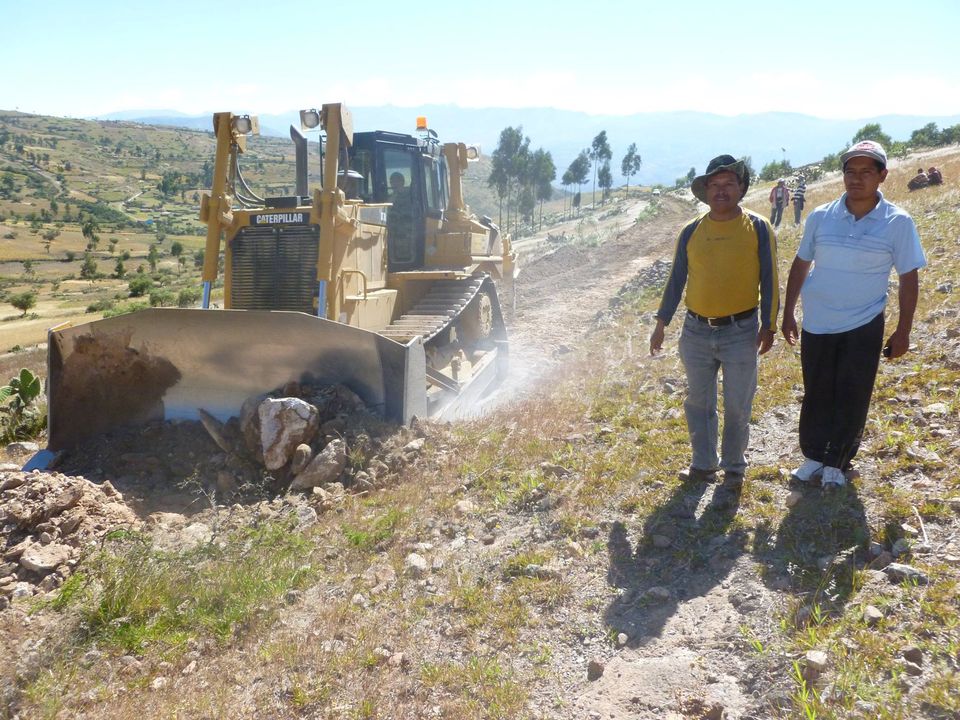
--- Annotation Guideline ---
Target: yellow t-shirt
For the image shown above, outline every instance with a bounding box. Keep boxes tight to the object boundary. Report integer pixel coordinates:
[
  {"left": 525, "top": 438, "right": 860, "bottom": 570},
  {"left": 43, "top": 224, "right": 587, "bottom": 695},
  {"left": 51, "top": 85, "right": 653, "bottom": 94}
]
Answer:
[{"left": 656, "top": 210, "right": 780, "bottom": 331}]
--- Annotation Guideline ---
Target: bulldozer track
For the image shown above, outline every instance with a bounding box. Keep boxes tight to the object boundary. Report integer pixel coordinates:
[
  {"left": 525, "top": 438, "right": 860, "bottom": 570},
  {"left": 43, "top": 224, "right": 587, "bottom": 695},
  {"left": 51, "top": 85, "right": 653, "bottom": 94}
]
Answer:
[{"left": 377, "top": 276, "right": 488, "bottom": 344}]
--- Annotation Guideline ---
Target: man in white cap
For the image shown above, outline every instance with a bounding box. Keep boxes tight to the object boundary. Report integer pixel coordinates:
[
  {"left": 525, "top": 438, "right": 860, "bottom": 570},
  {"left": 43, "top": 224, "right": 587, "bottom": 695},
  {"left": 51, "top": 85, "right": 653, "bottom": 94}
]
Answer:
[
  {"left": 651, "top": 154, "right": 779, "bottom": 488},
  {"left": 781, "top": 140, "right": 926, "bottom": 488}
]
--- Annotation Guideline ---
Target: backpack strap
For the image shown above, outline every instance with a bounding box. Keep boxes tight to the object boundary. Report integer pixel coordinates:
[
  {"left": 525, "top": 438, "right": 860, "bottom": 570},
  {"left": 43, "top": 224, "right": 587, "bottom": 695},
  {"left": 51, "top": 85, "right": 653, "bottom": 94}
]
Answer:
[{"left": 751, "top": 215, "right": 778, "bottom": 331}]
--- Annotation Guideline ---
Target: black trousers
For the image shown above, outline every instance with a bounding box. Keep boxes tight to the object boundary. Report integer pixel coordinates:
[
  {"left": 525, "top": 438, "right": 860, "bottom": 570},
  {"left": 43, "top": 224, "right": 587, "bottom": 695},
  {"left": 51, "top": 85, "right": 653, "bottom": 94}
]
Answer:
[{"left": 799, "top": 313, "right": 884, "bottom": 470}]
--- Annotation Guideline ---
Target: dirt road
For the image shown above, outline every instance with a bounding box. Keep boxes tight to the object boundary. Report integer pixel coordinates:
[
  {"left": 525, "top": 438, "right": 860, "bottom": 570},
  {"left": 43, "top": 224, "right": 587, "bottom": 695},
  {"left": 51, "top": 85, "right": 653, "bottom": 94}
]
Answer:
[
  {"left": 512, "top": 196, "right": 651, "bottom": 260},
  {"left": 489, "top": 194, "right": 691, "bottom": 407}
]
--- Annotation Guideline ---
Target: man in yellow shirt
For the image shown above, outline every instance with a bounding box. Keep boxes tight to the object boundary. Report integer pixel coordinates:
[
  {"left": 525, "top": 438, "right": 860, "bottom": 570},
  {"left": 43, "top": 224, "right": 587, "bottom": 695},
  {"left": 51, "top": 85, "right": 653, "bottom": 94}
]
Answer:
[{"left": 650, "top": 155, "right": 779, "bottom": 487}]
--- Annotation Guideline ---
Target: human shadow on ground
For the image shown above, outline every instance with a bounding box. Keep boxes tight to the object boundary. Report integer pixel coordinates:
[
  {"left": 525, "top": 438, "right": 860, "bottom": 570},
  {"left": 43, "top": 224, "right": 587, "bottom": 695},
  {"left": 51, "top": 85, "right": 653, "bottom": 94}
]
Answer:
[
  {"left": 754, "top": 479, "right": 870, "bottom": 612},
  {"left": 605, "top": 473, "right": 750, "bottom": 647}
]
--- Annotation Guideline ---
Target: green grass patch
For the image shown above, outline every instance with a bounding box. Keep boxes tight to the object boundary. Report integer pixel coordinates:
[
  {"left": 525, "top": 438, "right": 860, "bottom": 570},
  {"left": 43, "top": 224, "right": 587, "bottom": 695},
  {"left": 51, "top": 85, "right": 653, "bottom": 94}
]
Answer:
[
  {"left": 49, "top": 521, "right": 316, "bottom": 653},
  {"left": 420, "top": 656, "right": 529, "bottom": 719},
  {"left": 448, "top": 572, "right": 529, "bottom": 645},
  {"left": 341, "top": 507, "right": 407, "bottom": 551}
]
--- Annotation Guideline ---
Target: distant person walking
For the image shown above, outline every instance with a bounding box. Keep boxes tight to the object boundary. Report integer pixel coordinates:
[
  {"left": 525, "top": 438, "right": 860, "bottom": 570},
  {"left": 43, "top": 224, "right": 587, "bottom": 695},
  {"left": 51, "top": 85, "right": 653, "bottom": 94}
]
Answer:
[
  {"left": 792, "top": 174, "right": 807, "bottom": 226},
  {"left": 651, "top": 154, "right": 779, "bottom": 489},
  {"left": 769, "top": 179, "right": 790, "bottom": 227},
  {"left": 781, "top": 140, "right": 926, "bottom": 488}
]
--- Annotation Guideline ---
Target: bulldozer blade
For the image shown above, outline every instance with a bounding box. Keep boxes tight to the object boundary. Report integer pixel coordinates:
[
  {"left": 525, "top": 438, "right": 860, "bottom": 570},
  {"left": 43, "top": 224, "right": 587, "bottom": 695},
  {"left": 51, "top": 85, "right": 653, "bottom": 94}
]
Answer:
[{"left": 45, "top": 308, "right": 426, "bottom": 452}]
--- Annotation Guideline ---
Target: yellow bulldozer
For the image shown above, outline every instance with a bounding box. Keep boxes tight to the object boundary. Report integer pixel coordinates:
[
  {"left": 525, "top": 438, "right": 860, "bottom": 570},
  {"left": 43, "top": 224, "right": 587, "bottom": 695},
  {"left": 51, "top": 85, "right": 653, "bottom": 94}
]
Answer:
[{"left": 34, "top": 103, "right": 514, "bottom": 465}]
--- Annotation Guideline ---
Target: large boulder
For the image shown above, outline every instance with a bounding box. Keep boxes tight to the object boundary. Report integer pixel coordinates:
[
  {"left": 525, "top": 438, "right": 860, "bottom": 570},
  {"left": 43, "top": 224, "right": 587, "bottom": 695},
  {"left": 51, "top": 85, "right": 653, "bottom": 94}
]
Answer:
[
  {"left": 239, "top": 392, "right": 269, "bottom": 462},
  {"left": 258, "top": 398, "right": 320, "bottom": 470}
]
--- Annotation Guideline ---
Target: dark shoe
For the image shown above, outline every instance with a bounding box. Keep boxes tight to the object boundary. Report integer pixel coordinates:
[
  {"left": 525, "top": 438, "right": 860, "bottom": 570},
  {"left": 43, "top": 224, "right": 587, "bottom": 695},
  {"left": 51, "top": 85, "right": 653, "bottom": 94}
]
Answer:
[
  {"left": 721, "top": 471, "right": 744, "bottom": 489},
  {"left": 678, "top": 467, "right": 718, "bottom": 483},
  {"left": 712, "top": 474, "right": 743, "bottom": 510}
]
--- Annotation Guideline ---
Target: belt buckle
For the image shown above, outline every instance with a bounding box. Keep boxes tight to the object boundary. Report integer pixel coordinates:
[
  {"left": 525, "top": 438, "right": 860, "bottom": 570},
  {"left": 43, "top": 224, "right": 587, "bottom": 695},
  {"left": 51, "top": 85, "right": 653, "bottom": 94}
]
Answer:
[{"left": 707, "top": 316, "right": 723, "bottom": 327}]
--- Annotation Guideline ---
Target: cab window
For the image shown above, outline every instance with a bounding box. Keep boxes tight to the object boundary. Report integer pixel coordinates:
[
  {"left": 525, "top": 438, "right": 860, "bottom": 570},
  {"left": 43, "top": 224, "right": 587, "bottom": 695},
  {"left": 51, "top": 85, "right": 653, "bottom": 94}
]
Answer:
[
  {"left": 423, "top": 156, "right": 443, "bottom": 215},
  {"left": 383, "top": 148, "right": 418, "bottom": 265},
  {"left": 350, "top": 149, "right": 375, "bottom": 201}
]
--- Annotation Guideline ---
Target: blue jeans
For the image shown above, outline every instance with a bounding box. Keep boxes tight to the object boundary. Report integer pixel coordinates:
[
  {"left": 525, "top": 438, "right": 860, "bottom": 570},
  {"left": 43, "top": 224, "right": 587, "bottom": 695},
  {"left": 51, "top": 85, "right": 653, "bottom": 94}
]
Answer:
[{"left": 678, "top": 310, "right": 759, "bottom": 474}]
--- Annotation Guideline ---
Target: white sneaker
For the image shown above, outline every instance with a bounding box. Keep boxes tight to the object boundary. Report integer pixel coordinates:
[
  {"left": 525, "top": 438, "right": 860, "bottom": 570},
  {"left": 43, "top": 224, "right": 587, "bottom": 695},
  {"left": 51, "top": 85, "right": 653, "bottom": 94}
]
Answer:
[
  {"left": 821, "top": 466, "right": 847, "bottom": 488},
  {"left": 791, "top": 458, "right": 823, "bottom": 483}
]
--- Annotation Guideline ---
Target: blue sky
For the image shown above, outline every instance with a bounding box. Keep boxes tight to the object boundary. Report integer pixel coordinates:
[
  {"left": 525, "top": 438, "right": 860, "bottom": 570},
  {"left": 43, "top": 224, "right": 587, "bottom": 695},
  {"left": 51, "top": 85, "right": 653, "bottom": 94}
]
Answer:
[{"left": 2, "top": 0, "right": 958, "bottom": 120}]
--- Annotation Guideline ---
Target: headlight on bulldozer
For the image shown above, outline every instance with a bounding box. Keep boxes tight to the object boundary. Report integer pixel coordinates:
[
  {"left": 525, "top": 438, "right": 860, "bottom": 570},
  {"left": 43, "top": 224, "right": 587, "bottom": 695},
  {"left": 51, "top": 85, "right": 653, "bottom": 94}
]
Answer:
[
  {"left": 300, "top": 108, "right": 321, "bottom": 130},
  {"left": 231, "top": 114, "right": 258, "bottom": 135}
]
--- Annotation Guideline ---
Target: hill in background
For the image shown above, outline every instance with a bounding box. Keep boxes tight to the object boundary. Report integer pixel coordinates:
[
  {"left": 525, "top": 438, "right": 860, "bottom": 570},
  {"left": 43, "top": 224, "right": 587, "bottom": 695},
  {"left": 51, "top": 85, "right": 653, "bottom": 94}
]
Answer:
[{"left": 98, "top": 105, "right": 960, "bottom": 186}]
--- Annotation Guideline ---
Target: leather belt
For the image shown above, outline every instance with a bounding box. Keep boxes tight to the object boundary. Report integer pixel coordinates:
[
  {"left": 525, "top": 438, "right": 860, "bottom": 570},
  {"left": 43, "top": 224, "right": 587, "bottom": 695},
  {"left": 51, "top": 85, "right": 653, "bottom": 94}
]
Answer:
[{"left": 687, "top": 307, "right": 757, "bottom": 327}]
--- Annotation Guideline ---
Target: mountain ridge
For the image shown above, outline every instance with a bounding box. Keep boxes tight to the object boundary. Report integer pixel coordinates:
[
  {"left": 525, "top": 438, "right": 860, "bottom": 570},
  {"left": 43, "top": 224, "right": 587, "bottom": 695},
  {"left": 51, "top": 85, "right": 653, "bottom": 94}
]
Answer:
[{"left": 94, "top": 105, "right": 960, "bottom": 185}]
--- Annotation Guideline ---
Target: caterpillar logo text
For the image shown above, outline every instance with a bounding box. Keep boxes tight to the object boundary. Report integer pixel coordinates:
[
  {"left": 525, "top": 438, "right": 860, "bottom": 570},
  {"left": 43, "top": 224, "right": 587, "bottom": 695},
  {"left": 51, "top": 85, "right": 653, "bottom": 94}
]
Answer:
[{"left": 251, "top": 212, "right": 310, "bottom": 225}]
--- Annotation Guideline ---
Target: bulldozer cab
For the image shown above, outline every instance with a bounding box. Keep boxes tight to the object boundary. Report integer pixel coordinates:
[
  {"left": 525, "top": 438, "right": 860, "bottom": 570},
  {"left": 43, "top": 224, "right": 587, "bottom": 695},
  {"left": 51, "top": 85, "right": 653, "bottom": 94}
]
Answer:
[{"left": 348, "top": 131, "right": 448, "bottom": 271}]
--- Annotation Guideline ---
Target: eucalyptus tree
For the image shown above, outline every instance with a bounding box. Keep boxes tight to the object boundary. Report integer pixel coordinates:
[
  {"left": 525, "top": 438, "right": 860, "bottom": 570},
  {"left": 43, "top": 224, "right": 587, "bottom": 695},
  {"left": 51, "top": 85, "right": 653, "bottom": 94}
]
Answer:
[
  {"left": 488, "top": 126, "right": 530, "bottom": 234},
  {"left": 589, "top": 131, "right": 612, "bottom": 208},
  {"left": 561, "top": 168, "right": 575, "bottom": 220},
  {"left": 598, "top": 161, "right": 613, "bottom": 204},
  {"left": 530, "top": 148, "right": 556, "bottom": 230},
  {"left": 621, "top": 143, "right": 642, "bottom": 191},
  {"left": 566, "top": 150, "right": 591, "bottom": 217},
  {"left": 81, "top": 218, "right": 100, "bottom": 251}
]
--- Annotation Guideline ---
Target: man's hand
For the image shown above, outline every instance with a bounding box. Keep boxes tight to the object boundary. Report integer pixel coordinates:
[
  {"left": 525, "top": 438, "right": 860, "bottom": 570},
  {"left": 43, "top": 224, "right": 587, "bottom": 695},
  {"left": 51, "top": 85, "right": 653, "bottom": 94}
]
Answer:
[
  {"left": 757, "top": 328, "right": 775, "bottom": 355},
  {"left": 886, "top": 270, "right": 919, "bottom": 361},
  {"left": 650, "top": 320, "right": 666, "bottom": 355},
  {"left": 781, "top": 257, "right": 812, "bottom": 347},
  {"left": 885, "top": 328, "right": 910, "bottom": 359},
  {"left": 781, "top": 313, "right": 799, "bottom": 346}
]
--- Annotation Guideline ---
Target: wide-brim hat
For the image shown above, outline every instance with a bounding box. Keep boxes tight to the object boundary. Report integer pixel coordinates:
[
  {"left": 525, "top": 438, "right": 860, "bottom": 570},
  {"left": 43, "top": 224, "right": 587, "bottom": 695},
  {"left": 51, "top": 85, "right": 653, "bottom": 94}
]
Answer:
[{"left": 690, "top": 154, "right": 749, "bottom": 203}]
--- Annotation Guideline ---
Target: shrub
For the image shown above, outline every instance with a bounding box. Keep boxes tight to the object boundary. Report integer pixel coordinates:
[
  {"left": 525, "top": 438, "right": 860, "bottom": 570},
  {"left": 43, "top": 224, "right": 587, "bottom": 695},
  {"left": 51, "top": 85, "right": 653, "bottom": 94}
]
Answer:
[
  {"left": 79, "top": 253, "right": 99, "bottom": 280},
  {"left": 86, "top": 298, "right": 115, "bottom": 314},
  {"left": 149, "top": 290, "right": 176, "bottom": 307},
  {"left": 759, "top": 159, "right": 793, "bottom": 182},
  {"left": 9, "top": 291, "right": 37, "bottom": 316},
  {"left": 177, "top": 287, "right": 202, "bottom": 308},
  {"left": 128, "top": 275, "right": 153, "bottom": 297},
  {"left": 103, "top": 301, "right": 149, "bottom": 318},
  {"left": 0, "top": 368, "right": 45, "bottom": 443}
]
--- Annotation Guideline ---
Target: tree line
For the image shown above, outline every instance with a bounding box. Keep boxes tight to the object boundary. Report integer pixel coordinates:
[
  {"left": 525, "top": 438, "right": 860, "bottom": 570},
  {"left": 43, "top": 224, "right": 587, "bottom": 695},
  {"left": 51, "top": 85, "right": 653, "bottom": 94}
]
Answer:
[
  {"left": 487, "top": 128, "right": 643, "bottom": 237},
  {"left": 754, "top": 120, "right": 960, "bottom": 184},
  {"left": 487, "top": 127, "right": 556, "bottom": 239}
]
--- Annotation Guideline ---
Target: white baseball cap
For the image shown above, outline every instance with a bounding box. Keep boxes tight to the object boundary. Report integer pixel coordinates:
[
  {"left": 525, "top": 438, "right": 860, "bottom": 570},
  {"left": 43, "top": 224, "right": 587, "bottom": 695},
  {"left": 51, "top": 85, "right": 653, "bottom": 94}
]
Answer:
[{"left": 841, "top": 140, "right": 887, "bottom": 168}]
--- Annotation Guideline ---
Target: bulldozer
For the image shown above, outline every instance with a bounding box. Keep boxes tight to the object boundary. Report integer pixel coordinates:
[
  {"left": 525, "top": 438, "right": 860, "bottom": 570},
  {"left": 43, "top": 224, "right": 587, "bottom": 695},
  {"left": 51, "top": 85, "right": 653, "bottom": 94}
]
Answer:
[{"left": 34, "top": 103, "right": 514, "bottom": 465}]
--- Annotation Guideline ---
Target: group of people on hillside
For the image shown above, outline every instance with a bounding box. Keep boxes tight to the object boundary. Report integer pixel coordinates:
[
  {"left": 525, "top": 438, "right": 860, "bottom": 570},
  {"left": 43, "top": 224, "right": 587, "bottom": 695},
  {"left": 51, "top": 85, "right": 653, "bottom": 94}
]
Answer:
[
  {"left": 650, "top": 140, "right": 925, "bottom": 500},
  {"left": 767, "top": 174, "right": 807, "bottom": 228},
  {"left": 908, "top": 166, "right": 944, "bottom": 191}
]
